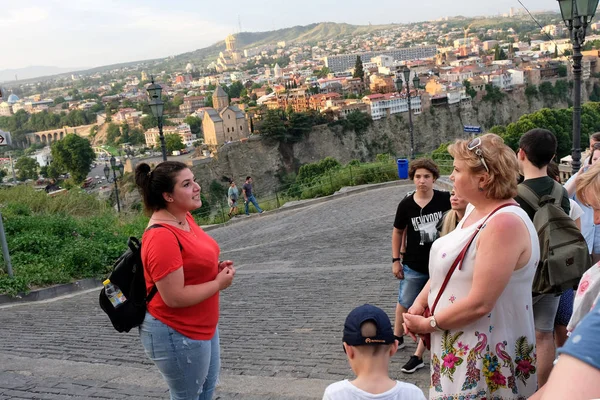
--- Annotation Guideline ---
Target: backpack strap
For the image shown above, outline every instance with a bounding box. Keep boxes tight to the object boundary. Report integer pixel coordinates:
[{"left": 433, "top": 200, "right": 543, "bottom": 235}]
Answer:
[
  {"left": 144, "top": 224, "right": 183, "bottom": 303},
  {"left": 517, "top": 184, "right": 542, "bottom": 212},
  {"left": 549, "top": 181, "right": 564, "bottom": 207}
]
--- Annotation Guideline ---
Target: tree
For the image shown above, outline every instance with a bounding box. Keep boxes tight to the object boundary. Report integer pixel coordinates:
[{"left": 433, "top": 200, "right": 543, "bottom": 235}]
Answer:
[
  {"left": 228, "top": 81, "right": 244, "bottom": 99},
  {"left": 287, "top": 112, "right": 312, "bottom": 142},
  {"left": 205, "top": 93, "right": 214, "bottom": 108},
  {"left": 558, "top": 64, "right": 568, "bottom": 77},
  {"left": 54, "top": 96, "right": 65, "bottom": 105},
  {"left": 258, "top": 110, "right": 288, "bottom": 142},
  {"left": 494, "top": 45, "right": 507, "bottom": 61},
  {"left": 463, "top": 80, "right": 477, "bottom": 99},
  {"left": 120, "top": 123, "right": 130, "bottom": 144},
  {"left": 165, "top": 134, "right": 185, "bottom": 153},
  {"left": 51, "top": 134, "right": 95, "bottom": 183},
  {"left": 15, "top": 157, "right": 38, "bottom": 181},
  {"left": 353, "top": 56, "right": 364, "bottom": 81},
  {"left": 140, "top": 115, "right": 158, "bottom": 130},
  {"left": 106, "top": 123, "right": 121, "bottom": 145},
  {"left": 129, "top": 128, "right": 145, "bottom": 145},
  {"left": 184, "top": 116, "right": 202, "bottom": 135},
  {"left": 315, "top": 67, "right": 331, "bottom": 79}
]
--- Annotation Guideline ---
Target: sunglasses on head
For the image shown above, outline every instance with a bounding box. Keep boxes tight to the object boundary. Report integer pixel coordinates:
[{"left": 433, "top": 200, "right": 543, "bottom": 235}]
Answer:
[{"left": 467, "top": 137, "right": 489, "bottom": 173}]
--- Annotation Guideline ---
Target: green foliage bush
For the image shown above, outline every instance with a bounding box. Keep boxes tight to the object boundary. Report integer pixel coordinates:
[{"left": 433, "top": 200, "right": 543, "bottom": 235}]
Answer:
[{"left": 0, "top": 186, "right": 149, "bottom": 295}]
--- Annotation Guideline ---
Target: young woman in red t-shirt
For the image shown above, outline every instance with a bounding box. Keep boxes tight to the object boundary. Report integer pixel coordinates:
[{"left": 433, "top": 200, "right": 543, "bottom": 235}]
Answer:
[{"left": 135, "top": 161, "right": 235, "bottom": 400}]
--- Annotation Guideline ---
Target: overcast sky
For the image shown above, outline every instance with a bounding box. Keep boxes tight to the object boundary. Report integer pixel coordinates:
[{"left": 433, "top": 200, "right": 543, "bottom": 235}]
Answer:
[{"left": 2, "top": 0, "right": 558, "bottom": 71}]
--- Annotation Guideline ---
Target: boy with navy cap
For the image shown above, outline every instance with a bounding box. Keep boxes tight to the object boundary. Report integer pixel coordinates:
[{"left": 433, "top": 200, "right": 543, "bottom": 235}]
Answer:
[{"left": 322, "top": 304, "right": 426, "bottom": 400}]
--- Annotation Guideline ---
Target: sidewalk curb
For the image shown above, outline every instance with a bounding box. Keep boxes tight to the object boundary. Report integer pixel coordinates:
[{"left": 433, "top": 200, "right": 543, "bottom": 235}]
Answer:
[
  {"left": 0, "top": 278, "right": 103, "bottom": 305},
  {"left": 202, "top": 179, "right": 414, "bottom": 232}
]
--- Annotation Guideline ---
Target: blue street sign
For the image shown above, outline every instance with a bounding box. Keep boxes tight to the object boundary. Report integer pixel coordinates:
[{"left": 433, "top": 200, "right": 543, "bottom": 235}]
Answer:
[{"left": 463, "top": 125, "right": 482, "bottom": 133}]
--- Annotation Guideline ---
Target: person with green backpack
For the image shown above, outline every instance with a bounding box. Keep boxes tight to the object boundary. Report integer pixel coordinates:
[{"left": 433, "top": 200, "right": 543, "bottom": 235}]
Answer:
[{"left": 515, "top": 128, "right": 592, "bottom": 388}]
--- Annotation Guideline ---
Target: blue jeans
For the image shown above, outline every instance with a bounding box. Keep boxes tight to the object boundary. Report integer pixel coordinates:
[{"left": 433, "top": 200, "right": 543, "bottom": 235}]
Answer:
[
  {"left": 139, "top": 313, "right": 220, "bottom": 400},
  {"left": 244, "top": 195, "right": 263, "bottom": 215},
  {"left": 397, "top": 264, "right": 429, "bottom": 309}
]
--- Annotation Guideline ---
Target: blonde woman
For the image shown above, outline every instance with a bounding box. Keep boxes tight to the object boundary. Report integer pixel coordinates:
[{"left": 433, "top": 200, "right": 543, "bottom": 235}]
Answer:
[
  {"left": 438, "top": 190, "right": 469, "bottom": 237},
  {"left": 403, "top": 134, "right": 539, "bottom": 399}
]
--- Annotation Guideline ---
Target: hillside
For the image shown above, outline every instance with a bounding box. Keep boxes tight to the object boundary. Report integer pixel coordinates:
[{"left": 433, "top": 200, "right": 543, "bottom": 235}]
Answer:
[{"left": 173, "top": 22, "right": 398, "bottom": 63}]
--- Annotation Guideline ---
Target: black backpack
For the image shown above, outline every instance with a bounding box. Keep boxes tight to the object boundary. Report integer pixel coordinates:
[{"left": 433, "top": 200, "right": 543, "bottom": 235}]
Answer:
[{"left": 99, "top": 224, "right": 180, "bottom": 332}]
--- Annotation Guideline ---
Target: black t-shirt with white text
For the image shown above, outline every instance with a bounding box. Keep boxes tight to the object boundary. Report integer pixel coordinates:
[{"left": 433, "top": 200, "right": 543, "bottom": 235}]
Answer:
[{"left": 393, "top": 189, "right": 451, "bottom": 274}]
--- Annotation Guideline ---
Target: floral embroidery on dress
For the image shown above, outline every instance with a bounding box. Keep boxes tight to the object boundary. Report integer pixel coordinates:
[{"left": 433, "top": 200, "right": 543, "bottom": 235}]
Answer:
[
  {"left": 430, "top": 390, "right": 487, "bottom": 400},
  {"left": 461, "top": 331, "right": 486, "bottom": 391},
  {"left": 496, "top": 341, "right": 518, "bottom": 394},
  {"left": 431, "top": 353, "right": 443, "bottom": 392},
  {"left": 441, "top": 331, "right": 465, "bottom": 381},
  {"left": 482, "top": 352, "right": 507, "bottom": 393},
  {"left": 514, "top": 336, "right": 536, "bottom": 385},
  {"left": 578, "top": 278, "right": 590, "bottom": 296},
  {"left": 449, "top": 295, "right": 456, "bottom": 303}
]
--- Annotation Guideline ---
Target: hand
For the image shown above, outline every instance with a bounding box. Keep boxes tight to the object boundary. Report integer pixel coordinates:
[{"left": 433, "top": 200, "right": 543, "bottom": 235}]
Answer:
[
  {"left": 215, "top": 265, "right": 235, "bottom": 290},
  {"left": 392, "top": 262, "right": 404, "bottom": 279},
  {"left": 218, "top": 260, "right": 233, "bottom": 272},
  {"left": 403, "top": 313, "right": 434, "bottom": 335},
  {"left": 407, "top": 302, "right": 426, "bottom": 316}
]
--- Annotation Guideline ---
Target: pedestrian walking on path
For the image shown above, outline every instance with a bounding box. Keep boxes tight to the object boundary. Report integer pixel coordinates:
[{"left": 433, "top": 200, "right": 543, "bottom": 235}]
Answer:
[
  {"left": 227, "top": 180, "right": 239, "bottom": 218},
  {"left": 242, "top": 176, "right": 263, "bottom": 215},
  {"left": 135, "top": 161, "right": 236, "bottom": 400}
]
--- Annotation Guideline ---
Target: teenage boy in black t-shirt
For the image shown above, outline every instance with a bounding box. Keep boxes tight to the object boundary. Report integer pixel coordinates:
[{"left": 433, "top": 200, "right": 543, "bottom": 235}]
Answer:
[{"left": 391, "top": 158, "right": 451, "bottom": 374}]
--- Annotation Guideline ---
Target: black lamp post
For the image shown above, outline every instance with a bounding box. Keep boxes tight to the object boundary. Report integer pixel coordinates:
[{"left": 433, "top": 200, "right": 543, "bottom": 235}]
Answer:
[
  {"left": 104, "top": 156, "right": 124, "bottom": 212},
  {"left": 558, "top": 0, "right": 600, "bottom": 174},
  {"left": 395, "top": 66, "right": 420, "bottom": 159},
  {"left": 146, "top": 75, "right": 167, "bottom": 161}
]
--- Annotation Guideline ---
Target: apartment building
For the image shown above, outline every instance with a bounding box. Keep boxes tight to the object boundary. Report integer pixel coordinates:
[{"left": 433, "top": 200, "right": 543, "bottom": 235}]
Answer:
[
  {"left": 323, "top": 45, "right": 437, "bottom": 72},
  {"left": 362, "top": 92, "right": 422, "bottom": 120}
]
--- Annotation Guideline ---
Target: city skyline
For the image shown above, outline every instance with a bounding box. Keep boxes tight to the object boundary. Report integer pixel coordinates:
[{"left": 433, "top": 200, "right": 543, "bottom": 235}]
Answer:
[{"left": 3, "top": 0, "right": 558, "bottom": 71}]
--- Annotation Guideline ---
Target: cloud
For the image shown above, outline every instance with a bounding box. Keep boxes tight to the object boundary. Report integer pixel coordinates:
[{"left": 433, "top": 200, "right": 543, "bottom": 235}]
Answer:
[{"left": 0, "top": 7, "right": 48, "bottom": 27}]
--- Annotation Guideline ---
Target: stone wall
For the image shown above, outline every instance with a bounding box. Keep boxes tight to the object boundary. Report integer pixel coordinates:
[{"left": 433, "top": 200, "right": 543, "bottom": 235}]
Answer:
[{"left": 190, "top": 86, "right": 584, "bottom": 195}]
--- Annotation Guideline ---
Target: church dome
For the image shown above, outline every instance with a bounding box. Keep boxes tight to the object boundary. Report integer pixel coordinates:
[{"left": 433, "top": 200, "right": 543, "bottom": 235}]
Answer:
[{"left": 7, "top": 94, "right": 19, "bottom": 104}]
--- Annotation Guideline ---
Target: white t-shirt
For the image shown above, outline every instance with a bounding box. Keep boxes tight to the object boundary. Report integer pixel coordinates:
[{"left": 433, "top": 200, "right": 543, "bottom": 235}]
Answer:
[
  {"left": 322, "top": 380, "right": 426, "bottom": 400},
  {"left": 569, "top": 198, "right": 584, "bottom": 221}
]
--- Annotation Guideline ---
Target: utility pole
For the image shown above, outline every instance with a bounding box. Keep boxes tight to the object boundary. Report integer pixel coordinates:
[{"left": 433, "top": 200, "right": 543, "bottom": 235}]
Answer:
[{"left": 8, "top": 152, "right": 16, "bottom": 183}]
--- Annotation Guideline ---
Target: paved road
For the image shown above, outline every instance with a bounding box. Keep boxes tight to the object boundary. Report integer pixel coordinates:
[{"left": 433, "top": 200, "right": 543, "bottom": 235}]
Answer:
[{"left": 0, "top": 182, "right": 432, "bottom": 399}]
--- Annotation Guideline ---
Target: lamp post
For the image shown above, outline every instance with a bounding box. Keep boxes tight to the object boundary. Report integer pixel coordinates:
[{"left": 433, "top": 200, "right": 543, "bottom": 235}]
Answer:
[
  {"left": 558, "top": 0, "right": 600, "bottom": 174},
  {"left": 395, "top": 66, "right": 420, "bottom": 159},
  {"left": 104, "top": 156, "right": 124, "bottom": 212},
  {"left": 146, "top": 76, "right": 167, "bottom": 161}
]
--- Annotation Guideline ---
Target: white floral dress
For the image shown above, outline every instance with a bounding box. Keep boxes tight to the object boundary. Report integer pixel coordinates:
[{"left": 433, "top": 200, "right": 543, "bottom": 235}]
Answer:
[{"left": 427, "top": 205, "right": 539, "bottom": 400}]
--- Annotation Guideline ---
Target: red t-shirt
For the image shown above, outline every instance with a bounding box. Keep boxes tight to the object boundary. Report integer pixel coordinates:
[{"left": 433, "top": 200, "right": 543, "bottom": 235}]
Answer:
[{"left": 141, "top": 213, "right": 220, "bottom": 340}]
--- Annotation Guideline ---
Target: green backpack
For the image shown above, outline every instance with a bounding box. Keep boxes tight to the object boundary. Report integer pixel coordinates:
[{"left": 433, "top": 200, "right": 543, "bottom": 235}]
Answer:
[{"left": 518, "top": 182, "right": 591, "bottom": 294}]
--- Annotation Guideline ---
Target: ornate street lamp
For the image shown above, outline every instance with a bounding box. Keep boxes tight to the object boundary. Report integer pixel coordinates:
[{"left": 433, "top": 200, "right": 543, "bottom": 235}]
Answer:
[
  {"left": 395, "top": 66, "right": 418, "bottom": 159},
  {"left": 146, "top": 75, "right": 167, "bottom": 161},
  {"left": 104, "top": 156, "right": 124, "bottom": 212},
  {"left": 558, "top": 0, "right": 600, "bottom": 174}
]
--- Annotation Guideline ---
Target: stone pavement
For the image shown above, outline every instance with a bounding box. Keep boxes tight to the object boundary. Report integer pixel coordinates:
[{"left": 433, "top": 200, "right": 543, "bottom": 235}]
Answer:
[{"left": 0, "top": 182, "right": 432, "bottom": 399}]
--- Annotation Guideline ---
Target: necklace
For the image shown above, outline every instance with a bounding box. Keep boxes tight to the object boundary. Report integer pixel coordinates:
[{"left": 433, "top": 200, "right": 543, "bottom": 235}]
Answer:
[{"left": 160, "top": 210, "right": 186, "bottom": 226}]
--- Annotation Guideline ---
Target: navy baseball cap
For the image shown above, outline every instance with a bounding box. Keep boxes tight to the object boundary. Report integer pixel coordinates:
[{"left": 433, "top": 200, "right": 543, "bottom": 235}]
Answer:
[{"left": 343, "top": 304, "right": 395, "bottom": 346}]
